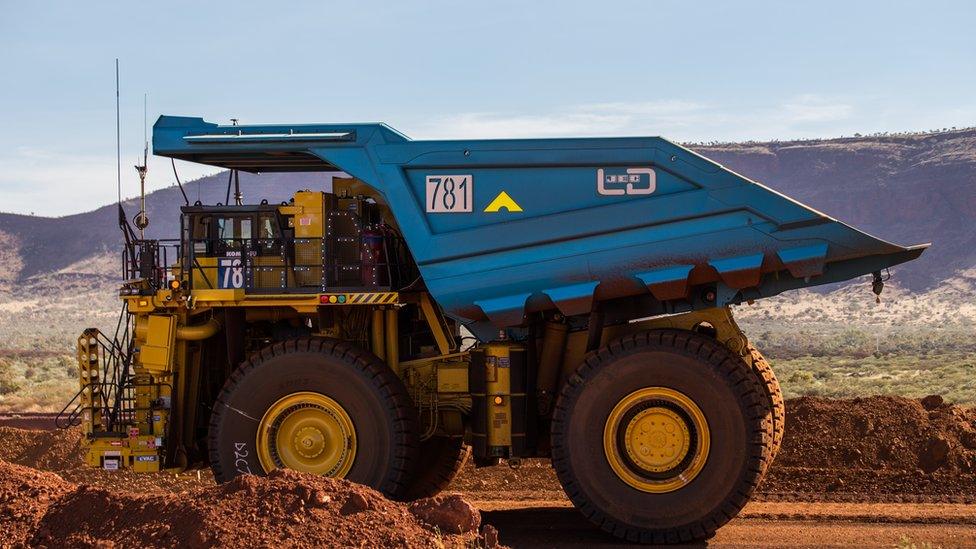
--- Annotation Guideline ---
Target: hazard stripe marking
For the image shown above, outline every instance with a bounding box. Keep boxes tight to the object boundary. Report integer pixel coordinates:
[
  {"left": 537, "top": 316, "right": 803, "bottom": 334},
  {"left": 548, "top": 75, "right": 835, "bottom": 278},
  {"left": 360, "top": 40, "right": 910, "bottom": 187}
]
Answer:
[{"left": 318, "top": 293, "right": 397, "bottom": 304}]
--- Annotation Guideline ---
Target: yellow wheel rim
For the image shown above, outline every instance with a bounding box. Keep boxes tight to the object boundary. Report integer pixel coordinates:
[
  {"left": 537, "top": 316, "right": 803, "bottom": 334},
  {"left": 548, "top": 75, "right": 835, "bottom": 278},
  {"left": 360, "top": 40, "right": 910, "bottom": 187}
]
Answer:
[
  {"left": 256, "top": 391, "right": 356, "bottom": 477},
  {"left": 603, "top": 387, "right": 710, "bottom": 493}
]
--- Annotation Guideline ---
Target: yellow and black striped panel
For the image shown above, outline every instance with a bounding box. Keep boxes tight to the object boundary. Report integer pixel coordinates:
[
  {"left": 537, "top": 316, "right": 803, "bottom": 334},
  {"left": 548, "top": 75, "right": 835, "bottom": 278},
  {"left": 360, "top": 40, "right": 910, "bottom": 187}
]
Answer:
[{"left": 320, "top": 292, "right": 399, "bottom": 305}]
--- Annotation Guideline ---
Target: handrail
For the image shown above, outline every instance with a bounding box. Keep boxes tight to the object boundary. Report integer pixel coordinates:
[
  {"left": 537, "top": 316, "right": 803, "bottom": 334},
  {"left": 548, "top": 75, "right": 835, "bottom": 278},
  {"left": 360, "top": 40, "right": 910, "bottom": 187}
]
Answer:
[
  {"left": 57, "top": 380, "right": 172, "bottom": 434},
  {"left": 58, "top": 302, "right": 136, "bottom": 432},
  {"left": 55, "top": 388, "right": 84, "bottom": 429}
]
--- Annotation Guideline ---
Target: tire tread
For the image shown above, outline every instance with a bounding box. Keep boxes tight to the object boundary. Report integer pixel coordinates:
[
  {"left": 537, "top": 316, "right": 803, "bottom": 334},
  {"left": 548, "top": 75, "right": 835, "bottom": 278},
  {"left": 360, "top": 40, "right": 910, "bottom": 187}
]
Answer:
[
  {"left": 550, "top": 329, "right": 771, "bottom": 543},
  {"left": 207, "top": 337, "right": 419, "bottom": 499}
]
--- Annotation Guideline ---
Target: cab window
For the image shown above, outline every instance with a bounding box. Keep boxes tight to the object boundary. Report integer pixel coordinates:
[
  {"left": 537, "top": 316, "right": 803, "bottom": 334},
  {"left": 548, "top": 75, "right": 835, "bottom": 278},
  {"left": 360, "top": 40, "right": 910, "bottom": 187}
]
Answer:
[
  {"left": 256, "top": 213, "right": 281, "bottom": 256},
  {"left": 259, "top": 214, "right": 277, "bottom": 239},
  {"left": 191, "top": 215, "right": 212, "bottom": 254},
  {"left": 214, "top": 216, "right": 252, "bottom": 253}
]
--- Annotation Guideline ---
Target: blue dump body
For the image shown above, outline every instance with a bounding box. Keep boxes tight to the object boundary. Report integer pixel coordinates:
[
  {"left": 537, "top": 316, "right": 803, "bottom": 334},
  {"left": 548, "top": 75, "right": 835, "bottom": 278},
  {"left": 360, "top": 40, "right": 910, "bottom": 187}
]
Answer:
[{"left": 154, "top": 116, "right": 927, "bottom": 333}]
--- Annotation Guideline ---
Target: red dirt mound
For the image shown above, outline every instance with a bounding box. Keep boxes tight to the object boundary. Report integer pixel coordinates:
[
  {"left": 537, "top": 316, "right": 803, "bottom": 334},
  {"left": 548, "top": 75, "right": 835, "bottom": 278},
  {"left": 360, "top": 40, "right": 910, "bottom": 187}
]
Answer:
[
  {"left": 31, "top": 468, "right": 498, "bottom": 548},
  {"left": 776, "top": 396, "right": 976, "bottom": 472},
  {"left": 0, "top": 426, "right": 82, "bottom": 471},
  {"left": 761, "top": 396, "right": 976, "bottom": 499},
  {"left": 0, "top": 460, "right": 73, "bottom": 548},
  {"left": 0, "top": 426, "right": 215, "bottom": 493}
]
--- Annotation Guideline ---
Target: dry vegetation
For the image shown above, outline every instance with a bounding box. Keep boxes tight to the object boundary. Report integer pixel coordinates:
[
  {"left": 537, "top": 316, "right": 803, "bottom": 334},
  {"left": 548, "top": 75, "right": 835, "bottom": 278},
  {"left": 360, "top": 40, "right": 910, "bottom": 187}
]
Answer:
[
  {"left": 735, "top": 274, "right": 976, "bottom": 404},
  {"left": 0, "top": 263, "right": 118, "bottom": 412}
]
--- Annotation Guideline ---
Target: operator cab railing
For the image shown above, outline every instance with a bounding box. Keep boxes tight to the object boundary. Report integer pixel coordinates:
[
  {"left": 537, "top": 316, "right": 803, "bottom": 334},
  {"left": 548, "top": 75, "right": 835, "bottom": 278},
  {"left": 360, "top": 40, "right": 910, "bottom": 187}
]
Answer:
[
  {"left": 124, "top": 234, "right": 406, "bottom": 294},
  {"left": 122, "top": 239, "right": 181, "bottom": 294}
]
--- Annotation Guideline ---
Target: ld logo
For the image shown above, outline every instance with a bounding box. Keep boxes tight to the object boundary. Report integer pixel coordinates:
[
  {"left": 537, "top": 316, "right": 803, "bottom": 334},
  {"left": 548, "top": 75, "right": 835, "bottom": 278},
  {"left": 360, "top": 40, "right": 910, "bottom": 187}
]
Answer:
[{"left": 597, "top": 168, "right": 656, "bottom": 196}]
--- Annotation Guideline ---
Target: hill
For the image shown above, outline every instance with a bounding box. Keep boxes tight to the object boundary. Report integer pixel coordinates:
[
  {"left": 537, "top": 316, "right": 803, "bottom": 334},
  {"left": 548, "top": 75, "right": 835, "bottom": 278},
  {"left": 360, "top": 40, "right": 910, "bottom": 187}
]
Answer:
[{"left": 695, "top": 128, "right": 976, "bottom": 290}]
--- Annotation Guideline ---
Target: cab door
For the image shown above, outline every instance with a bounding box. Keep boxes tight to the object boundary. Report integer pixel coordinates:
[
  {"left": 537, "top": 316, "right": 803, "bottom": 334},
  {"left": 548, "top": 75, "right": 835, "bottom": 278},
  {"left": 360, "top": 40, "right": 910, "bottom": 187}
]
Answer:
[{"left": 214, "top": 216, "right": 252, "bottom": 290}]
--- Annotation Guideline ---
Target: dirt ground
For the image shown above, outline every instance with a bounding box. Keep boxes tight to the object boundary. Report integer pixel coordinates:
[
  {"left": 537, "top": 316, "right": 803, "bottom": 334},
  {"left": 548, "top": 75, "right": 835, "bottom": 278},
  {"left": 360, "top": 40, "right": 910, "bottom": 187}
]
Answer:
[{"left": 2, "top": 395, "right": 976, "bottom": 547}]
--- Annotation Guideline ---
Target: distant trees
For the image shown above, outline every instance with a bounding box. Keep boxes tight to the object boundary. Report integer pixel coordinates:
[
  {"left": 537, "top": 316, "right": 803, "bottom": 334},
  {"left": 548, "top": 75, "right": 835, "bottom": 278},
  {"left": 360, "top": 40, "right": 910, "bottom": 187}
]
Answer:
[{"left": 682, "top": 125, "right": 975, "bottom": 148}]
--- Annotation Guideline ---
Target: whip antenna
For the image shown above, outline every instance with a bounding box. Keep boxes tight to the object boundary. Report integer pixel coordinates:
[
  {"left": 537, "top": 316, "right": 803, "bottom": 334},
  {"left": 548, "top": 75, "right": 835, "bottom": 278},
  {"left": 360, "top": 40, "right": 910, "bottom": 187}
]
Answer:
[
  {"left": 114, "top": 59, "right": 137, "bottom": 277},
  {"left": 115, "top": 59, "right": 121, "bottom": 205}
]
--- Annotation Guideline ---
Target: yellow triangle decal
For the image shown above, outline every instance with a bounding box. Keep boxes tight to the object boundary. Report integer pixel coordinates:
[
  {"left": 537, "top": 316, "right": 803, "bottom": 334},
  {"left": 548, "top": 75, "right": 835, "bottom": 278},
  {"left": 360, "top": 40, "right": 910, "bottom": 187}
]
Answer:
[{"left": 484, "top": 191, "right": 523, "bottom": 213}]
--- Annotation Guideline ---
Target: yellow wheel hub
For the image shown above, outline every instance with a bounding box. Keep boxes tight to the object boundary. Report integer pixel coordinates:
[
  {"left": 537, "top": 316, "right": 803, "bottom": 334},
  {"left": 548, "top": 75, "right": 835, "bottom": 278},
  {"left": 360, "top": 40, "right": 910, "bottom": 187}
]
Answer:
[
  {"left": 604, "top": 387, "right": 710, "bottom": 493},
  {"left": 624, "top": 406, "right": 691, "bottom": 473},
  {"left": 256, "top": 392, "right": 356, "bottom": 477}
]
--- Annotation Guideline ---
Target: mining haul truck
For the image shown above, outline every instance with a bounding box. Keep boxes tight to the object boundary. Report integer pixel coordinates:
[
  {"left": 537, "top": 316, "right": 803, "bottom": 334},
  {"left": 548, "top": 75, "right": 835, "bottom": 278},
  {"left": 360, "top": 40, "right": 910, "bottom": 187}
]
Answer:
[{"left": 59, "top": 116, "right": 926, "bottom": 544}]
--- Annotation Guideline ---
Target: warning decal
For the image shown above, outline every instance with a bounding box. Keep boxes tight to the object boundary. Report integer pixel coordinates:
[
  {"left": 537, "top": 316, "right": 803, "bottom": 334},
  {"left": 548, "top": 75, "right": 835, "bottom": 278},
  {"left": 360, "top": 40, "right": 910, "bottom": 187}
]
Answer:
[{"left": 484, "top": 191, "right": 523, "bottom": 213}]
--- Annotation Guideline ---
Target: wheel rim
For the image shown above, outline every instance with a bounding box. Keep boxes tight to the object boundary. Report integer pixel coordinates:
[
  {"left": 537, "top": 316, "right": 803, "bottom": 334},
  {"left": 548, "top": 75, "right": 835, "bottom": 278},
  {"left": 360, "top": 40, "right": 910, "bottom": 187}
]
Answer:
[
  {"left": 603, "top": 387, "right": 710, "bottom": 493},
  {"left": 256, "top": 391, "right": 357, "bottom": 477}
]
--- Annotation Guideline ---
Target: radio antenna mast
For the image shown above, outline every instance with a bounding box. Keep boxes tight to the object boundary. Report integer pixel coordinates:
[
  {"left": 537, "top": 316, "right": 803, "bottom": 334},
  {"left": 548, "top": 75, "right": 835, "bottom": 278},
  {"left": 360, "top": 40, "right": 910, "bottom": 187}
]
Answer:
[
  {"left": 133, "top": 93, "right": 150, "bottom": 238},
  {"left": 114, "top": 59, "right": 138, "bottom": 278},
  {"left": 115, "top": 59, "right": 121, "bottom": 205}
]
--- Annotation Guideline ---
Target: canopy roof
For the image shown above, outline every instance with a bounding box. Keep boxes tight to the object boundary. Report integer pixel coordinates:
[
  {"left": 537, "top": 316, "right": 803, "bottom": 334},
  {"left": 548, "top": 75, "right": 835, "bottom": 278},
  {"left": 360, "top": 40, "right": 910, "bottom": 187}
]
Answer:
[{"left": 153, "top": 116, "right": 410, "bottom": 172}]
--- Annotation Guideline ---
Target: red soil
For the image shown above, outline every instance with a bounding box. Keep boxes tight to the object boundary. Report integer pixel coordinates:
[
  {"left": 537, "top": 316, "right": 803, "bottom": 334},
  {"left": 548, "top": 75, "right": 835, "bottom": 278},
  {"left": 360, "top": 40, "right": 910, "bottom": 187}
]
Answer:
[{"left": 3, "top": 395, "right": 976, "bottom": 547}]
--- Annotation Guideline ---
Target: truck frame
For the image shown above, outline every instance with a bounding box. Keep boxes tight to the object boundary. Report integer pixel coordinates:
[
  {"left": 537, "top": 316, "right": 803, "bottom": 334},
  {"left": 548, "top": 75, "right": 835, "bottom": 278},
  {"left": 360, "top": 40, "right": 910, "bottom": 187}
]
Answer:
[{"left": 60, "top": 116, "right": 925, "bottom": 543}]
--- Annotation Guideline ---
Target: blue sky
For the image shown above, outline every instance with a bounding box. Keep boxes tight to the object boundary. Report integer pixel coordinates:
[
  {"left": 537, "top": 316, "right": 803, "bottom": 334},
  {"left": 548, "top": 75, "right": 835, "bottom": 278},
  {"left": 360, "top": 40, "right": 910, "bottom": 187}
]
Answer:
[{"left": 1, "top": 0, "right": 974, "bottom": 216}]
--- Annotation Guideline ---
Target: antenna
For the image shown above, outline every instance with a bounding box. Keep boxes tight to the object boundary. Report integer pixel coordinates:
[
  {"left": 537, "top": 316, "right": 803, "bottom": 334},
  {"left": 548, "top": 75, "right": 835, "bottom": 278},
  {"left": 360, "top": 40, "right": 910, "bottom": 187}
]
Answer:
[
  {"left": 114, "top": 59, "right": 138, "bottom": 281},
  {"left": 115, "top": 59, "right": 121, "bottom": 205},
  {"left": 133, "top": 93, "right": 150, "bottom": 237},
  {"left": 226, "top": 118, "right": 242, "bottom": 205}
]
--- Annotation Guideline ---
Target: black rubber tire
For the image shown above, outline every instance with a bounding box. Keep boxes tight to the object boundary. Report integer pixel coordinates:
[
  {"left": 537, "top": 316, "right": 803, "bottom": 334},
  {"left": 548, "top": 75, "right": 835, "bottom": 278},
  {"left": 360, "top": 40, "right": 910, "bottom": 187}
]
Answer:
[
  {"left": 551, "top": 329, "right": 770, "bottom": 544},
  {"left": 746, "top": 344, "right": 785, "bottom": 474},
  {"left": 207, "top": 338, "right": 419, "bottom": 499},
  {"left": 403, "top": 437, "right": 471, "bottom": 500}
]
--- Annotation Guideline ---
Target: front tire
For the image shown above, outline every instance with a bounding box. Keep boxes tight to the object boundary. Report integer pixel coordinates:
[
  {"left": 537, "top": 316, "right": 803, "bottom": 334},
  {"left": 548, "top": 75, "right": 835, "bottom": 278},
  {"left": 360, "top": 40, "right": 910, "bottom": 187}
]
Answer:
[
  {"left": 551, "top": 330, "right": 769, "bottom": 544},
  {"left": 207, "top": 338, "right": 419, "bottom": 499}
]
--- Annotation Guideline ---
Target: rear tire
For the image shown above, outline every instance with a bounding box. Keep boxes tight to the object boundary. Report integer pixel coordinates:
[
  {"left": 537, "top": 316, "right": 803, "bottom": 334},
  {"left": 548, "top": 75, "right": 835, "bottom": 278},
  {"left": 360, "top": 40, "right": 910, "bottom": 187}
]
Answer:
[
  {"left": 207, "top": 338, "right": 419, "bottom": 499},
  {"left": 403, "top": 437, "right": 471, "bottom": 500},
  {"left": 551, "top": 329, "right": 769, "bottom": 544},
  {"left": 746, "top": 344, "right": 785, "bottom": 477}
]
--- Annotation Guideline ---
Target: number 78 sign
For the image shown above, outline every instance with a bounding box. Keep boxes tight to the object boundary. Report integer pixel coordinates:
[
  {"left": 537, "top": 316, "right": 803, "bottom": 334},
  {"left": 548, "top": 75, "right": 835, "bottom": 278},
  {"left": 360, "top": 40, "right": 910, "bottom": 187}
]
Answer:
[
  {"left": 426, "top": 175, "right": 473, "bottom": 213},
  {"left": 218, "top": 257, "right": 245, "bottom": 289}
]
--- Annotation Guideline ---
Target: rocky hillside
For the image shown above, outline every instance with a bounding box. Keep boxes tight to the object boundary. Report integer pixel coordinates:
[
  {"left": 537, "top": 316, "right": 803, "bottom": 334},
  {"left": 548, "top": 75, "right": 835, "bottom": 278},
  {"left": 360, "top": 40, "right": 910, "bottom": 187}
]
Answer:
[
  {"left": 695, "top": 128, "right": 976, "bottom": 290},
  {"left": 1, "top": 128, "right": 974, "bottom": 290}
]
